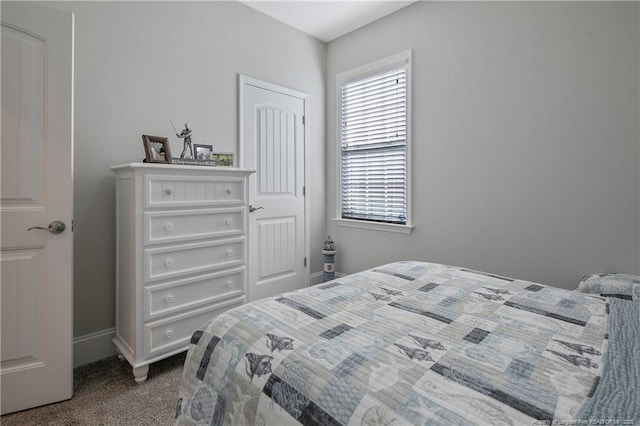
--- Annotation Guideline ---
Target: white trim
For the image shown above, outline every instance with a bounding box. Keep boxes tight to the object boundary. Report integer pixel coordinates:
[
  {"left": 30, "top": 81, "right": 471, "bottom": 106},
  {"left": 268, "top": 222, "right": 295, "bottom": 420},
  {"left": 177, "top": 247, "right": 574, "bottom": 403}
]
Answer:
[
  {"left": 335, "top": 50, "right": 413, "bottom": 231},
  {"left": 302, "top": 85, "right": 311, "bottom": 288},
  {"left": 238, "top": 75, "right": 311, "bottom": 287},
  {"left": 334, "top": 217, "right": 414, "bottom": 234},
  {"left": 239, "top": 75, "right": 308, "bottom": 107},
  {"left": 337, "top": 49, "right": 412, "bottom": 85},
  {"left": 310, "top": 271, "right": 346, "bottom": 286},
  {"left": 310, "top": 271, "right": 323, "bottom": 285},
  {"left": 73, "top": 328, "right": 117, "bottom": 368}
]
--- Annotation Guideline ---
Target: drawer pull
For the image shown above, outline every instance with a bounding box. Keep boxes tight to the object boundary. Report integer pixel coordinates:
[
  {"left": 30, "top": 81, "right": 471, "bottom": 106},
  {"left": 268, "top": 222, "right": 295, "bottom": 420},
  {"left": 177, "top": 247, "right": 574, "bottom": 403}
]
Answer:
[
  {"left": 165, "top": 223, "right": 174, "bottom": 231},
  {"left": 226, "top": 281, "right": 233, "bottom": 288},
  {"left": 226, "top": 249, "right": 233, "bottom": 257},
  {"left": 165, "top": 329, "right": 174, "bottom": 338},
  {"left": 226, "top": 218, "right": 233, "bottom": 225},
  {"left": 164, "top": 188, "right": 173, "bottom": 196},
  {"left": 165, "top": 258, "right": 174, "bottom": 267},
  {"left": 225, "top": 188, "right": 233, "bottom": 195},
  {"left": 165, "top": 295, "right": 173, "bottom": 303}
]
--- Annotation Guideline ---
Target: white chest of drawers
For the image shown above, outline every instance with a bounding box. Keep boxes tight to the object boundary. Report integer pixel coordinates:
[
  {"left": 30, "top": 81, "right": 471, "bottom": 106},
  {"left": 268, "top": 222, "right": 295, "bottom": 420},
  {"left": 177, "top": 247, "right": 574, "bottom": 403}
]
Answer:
[{"left": 110, "top": 163, "right": 254, "bottom": 382}]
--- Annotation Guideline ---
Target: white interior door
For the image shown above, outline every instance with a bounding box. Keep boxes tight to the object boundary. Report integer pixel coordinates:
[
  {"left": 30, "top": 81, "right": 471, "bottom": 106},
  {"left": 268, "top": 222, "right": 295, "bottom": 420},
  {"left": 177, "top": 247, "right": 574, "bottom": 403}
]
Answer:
[
  {"left": 241, "top": 76, "right": 308, "bottom": 302},
  {"left": 1, "top": 2, "right": 74, "bottom": 415}
]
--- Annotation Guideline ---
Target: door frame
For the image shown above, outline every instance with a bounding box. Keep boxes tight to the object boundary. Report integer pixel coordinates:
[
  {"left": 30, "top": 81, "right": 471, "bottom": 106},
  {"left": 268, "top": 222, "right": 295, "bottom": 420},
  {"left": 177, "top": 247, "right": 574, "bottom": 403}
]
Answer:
[{"left": 238, "top": 74, "right": 310, "bottom": 289}]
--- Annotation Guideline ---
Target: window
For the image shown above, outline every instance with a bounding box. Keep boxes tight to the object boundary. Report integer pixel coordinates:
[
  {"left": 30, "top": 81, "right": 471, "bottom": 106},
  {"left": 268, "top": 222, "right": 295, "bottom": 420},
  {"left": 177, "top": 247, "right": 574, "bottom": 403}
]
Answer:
[{"left": 337, "top": 51, "right": 412, "bottom": 233}]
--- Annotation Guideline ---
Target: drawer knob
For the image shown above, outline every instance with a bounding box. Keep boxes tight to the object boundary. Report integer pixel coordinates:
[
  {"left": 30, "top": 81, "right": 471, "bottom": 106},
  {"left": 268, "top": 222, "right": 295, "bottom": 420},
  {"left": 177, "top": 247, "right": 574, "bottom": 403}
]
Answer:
[
  {"left": 165, "top": 258, "right": 174, "bottom": 267},
  {"left": 166, "top": 329, "right": 174, "bottom": 338},
  {"left": 226, "top": 249, "right": 233, "bottom": 257},
  {"left": 225, "top": 188, "right": 233, "bottom": 195},
  {"left": 165, "top": 295, "right": 173, "bottom": 303},
  {"left": 164, "top": 188, "right": 173, "bottom": 196},
  {"left": 226, "top": 218, "right": 233, "bottom": 225},
  {"left": 226, "top": 281, "right": 233, "bottom": 288},
  {"left": 165, "top": 223, "right": 174, "bottom": 231}
]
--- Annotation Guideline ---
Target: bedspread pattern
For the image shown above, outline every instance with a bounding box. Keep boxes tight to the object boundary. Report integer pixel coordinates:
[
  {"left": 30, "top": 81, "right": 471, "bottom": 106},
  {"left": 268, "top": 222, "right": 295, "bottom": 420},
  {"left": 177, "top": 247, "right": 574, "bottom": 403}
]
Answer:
[
  {"left": 577, "top": 297, "right": 639, "bottom": 421},
  {"left": 175, "top": 261, "right": 609, "bottom": 425}
]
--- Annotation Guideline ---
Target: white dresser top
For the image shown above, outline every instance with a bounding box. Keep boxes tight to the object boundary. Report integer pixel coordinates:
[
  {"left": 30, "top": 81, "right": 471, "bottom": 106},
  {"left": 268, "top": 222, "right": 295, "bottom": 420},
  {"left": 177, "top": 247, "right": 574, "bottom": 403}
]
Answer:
[{"left": 110, "top": 162, "right": 255, "bottom": 175}]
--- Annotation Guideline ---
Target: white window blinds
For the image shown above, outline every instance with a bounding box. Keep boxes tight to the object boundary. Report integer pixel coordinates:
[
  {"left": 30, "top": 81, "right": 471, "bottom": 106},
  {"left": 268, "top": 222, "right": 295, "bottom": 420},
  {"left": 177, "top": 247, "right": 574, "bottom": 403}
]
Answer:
[{"left": 340, "top": 63, "right": 407, "bottom": 224}]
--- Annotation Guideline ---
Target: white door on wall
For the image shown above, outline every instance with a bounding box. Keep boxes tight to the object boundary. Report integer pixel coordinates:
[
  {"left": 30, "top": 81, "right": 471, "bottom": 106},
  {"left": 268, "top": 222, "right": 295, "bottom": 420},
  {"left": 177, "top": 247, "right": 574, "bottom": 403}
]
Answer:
[
  {"left": 240, "top": 76, "right": 308, "bottom": 302},
  {"left": 1, "top": 2, "right": 74, "bottom": 415}
]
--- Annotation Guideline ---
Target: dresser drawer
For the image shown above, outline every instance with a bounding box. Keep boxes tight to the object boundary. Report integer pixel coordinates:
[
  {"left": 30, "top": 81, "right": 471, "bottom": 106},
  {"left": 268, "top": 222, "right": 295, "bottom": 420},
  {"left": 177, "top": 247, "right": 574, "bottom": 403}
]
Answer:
[
  {"left": 145, "top": 208, "right": 244, "bottom": 245},
  {"left": 145, "top": 268, "right": 245, "bottom": 320},
  {"left": 144, "top": 297, "right": 244, "bottom": 359},
  {"left": 145, "top": 238, "right": 244, "bottom": 282},
  {"left": 145, "top": 175, "right": 244, "bottom": 208}
]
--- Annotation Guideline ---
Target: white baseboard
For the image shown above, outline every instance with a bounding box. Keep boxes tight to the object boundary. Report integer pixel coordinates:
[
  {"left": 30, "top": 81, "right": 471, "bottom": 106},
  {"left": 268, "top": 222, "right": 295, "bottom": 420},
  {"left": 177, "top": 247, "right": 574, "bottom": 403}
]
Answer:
[
  {"left": 73, "top": 327, "right": 117, "bottom": 368},
  {"left": 310, "top": 271, "right": 345, "bottom": 286}
]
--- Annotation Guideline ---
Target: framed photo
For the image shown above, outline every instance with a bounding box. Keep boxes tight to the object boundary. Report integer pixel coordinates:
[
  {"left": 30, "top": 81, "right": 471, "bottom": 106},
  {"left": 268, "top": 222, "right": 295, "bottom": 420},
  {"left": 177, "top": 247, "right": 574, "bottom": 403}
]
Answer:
[
  {"left": 211, "top": 152, "right": 234, "bottom": 167},
  {"left": 142, "top": 135, "right": 172, "bottom": 163},
  {"left": 193, "top": 144, "right": 213, "bottom": 160}
]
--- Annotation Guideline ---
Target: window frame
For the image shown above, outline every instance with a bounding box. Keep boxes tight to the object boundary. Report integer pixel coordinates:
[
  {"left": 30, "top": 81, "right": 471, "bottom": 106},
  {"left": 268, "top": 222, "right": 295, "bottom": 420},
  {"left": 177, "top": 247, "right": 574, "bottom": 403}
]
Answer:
[{"left": 334, "top": 50, "right": 414, "bottom": 234}]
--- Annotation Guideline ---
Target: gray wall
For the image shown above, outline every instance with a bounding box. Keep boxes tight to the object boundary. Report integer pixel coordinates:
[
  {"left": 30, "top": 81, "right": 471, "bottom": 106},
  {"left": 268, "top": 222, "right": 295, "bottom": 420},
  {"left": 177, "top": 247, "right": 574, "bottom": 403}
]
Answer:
[
  {"left": 45, "top": 1, "right": 326, "bottom": 338},
  {"left": 326, "top": 1, "right": 640, "bottom": 289},
  {"left": 36, "top": 0, "right": 640, "bottom": 342}
]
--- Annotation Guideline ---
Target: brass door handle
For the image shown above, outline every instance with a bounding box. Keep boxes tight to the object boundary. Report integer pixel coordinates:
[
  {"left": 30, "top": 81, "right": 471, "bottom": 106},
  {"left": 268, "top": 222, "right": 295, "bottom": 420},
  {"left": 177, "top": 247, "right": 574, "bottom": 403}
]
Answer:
[{"left": 27, "top": 220, "right": 66, "bottom": 234}]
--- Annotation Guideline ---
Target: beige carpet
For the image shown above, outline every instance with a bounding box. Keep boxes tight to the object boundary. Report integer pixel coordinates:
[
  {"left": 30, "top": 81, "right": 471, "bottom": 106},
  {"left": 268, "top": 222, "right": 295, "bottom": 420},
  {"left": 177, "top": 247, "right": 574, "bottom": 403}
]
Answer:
[{"left": 1, "top": 352, "right": 186, "bottom": 426}]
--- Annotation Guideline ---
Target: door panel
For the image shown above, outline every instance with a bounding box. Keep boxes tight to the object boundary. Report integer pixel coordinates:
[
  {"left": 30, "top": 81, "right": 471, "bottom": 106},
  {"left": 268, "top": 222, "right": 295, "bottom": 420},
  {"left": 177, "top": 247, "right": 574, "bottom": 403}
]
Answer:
[
  {"left": 257, "top": 217, "right": 297, "bottom": 281},
  {"left": 1, "top": 2, "right": 74, "bottom": 415},
  {"left": 1, "top": 248, "right": 43, "bottom": 363},
  {"left": 242, "top": 78, "right": 307, "bottom": 302},
  {"left": 1, "top": 24, "right": 45, "bottom": 206},
  {"left": 258, "top": 107, "right": 296, "bottom": 195}
]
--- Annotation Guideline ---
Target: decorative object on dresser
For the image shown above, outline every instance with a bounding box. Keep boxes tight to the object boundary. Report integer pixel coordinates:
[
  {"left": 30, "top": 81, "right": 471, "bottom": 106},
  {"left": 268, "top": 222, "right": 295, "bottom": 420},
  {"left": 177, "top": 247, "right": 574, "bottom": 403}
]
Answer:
[
  {"left": 142, "top": 135, "right": 172, "bottom": 163},
  {"left": 110, "top": 162, "right": 254, "bottom": 382},
  {"left": 173, "top": 121, "right": 194, "bottom": 159},
  {"left": 211, "top": 152, "right": 234, "bottom": 167},
  {"left": 193, "top": 144, "right": 213, "bottom": 160},
  {"left": 170, "top": 157, "right": 216, "bottom": 167}
]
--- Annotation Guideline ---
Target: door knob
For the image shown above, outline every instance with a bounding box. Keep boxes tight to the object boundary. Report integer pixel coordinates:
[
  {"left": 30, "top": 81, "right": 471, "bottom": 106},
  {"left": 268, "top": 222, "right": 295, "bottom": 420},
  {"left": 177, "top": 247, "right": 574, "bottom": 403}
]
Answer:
[
  {"left": 248, "top": 205, "right": 264, "bottom": 213},
  {"left": 27, "top": 220, "right": 66, "bottom": 234}
]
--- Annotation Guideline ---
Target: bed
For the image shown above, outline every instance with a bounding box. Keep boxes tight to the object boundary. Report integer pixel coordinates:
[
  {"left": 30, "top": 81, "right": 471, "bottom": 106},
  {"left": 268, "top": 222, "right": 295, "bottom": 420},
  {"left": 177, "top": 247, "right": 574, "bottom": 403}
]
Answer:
[{"left": 174, "top": 261, "right": 639, "bottom": 425}]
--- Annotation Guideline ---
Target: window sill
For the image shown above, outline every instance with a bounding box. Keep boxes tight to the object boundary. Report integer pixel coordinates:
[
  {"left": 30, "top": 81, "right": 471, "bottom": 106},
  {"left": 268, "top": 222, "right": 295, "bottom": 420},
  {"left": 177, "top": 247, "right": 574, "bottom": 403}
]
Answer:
[{"left": 334, "top": 218, "right": 414, "bottom": 234}]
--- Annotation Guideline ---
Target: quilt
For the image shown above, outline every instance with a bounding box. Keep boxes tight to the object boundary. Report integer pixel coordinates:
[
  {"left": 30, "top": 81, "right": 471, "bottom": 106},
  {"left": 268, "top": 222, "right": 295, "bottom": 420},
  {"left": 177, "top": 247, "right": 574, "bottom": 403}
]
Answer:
[{"left": 175, "top": 261, "right": 616, "bottom": 425}]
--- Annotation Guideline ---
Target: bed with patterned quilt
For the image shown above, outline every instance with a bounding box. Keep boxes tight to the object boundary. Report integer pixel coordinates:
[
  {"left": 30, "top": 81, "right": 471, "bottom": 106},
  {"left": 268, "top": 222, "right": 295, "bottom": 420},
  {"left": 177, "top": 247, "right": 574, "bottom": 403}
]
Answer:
[{"left": 175, "top": 261, "right": 639, "bottom": 425}]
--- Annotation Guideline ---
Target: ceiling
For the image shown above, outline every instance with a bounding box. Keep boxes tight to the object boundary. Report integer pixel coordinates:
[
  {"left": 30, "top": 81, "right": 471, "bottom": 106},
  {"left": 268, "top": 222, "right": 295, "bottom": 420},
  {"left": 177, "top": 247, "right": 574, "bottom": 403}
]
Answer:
[{"left": 239, "top": 1, "right": 418, "bottom": 43}]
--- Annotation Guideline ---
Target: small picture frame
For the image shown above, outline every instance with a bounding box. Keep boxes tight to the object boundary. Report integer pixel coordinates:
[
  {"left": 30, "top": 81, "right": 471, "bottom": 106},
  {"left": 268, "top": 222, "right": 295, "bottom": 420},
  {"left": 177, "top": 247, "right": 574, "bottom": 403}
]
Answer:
[
  {"left": 142, "top": 135, "right": 172, "bottom": 163},
  {"left": 211, "top": 152, "right": 234, "bottom": 167},
  {"left": 193, "top": 144, "right": 214, "bottom": 160}
]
